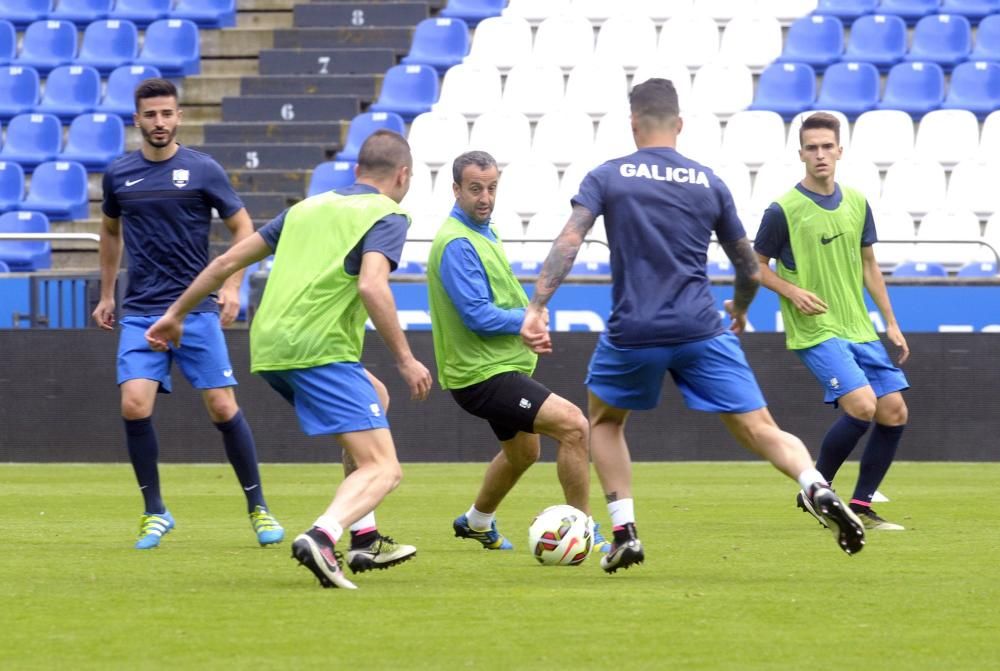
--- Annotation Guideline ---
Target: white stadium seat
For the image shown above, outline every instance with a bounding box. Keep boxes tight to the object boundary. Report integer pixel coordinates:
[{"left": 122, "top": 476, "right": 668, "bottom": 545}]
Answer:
[
  {"left": 503, "top": 0, "right": 571, "bottom": 24},
  {"left": 881, "top": 157, "right": 947, "bottom": 217},
  {"left": 721, "top": 110, "right": 787, "bottom": 167},
  {"left": 632, "top": 61, "right": 693, "bottom": 106},
  {"left": 399, "top": 160, "right": 433, "bottom": 213},
  {"left": 501, "top": 62, "right": 566, "bottom": 119},
  {"left": 786, "top": 110, "right": 851, "bottom": 153},
  {"left": 593, "top": 110, "right": 636, "bottom": 159},
  {"left": 837, "top": 158, "right": 882, "bottom": 207},
  {"left": 709, "top": 159, "right": 752, "bottom": 212},
  {"left": 468, "top": 109, "right": 532, "bottom": 166},
  {"left": 718, "top": 15, "right": 783, "bottom": 70},
  {"left": 532, "top": 109, "right": 596, "bottom": 167},
  {"left": 689, "top": 61, "right": 753, "bottom": 117},
  {"left": 675, "top": 111, "right": 722, "bottom": 165},
  {"left": 873, "top": 206, "right": 916, "bottom": 266},
  {"left": 637, "top": 0, "right": 694, "bottom": 22},
  {"left": 560, "top": 158, "right": 601, "bottom": 204},
  {"left": 947, "top": 159, "right": 1000, "bottom": 218},
  {"left": 433, "top": 62, "right": 502, "bottom": 118},
  {"left": 527, "top": 210, "right": 570, "bottom": 240},
  {"left": 431, "top": 164, "right": 459, "bottom": 210},
  {"left": 490, "top": 207, "right": 527, "bottom": 242},
  {"left": 658, "top": 14, "right": 721, "bottom": 69},
  {"left": 769, "top": 0, "right": 820, "bottom": 23},
  {"left": 407, "top": 110, "right": 469, "bottom": 169},
  {"left": 849, "top": 110, "right": 916, "bottom": 168},
  {"left": 533, "top": 13, "right": 595, "bottom": 71},
  {"left": 914, "top": 109, "right": 980, "bottom": 167},
  {"left": 914, "top": 208, "right": 983, "bottom": 265},
  {"left": 699, "top": 0, "right": 755, "bottom": 22},
  {"left": 981, "top": 111, "right": 1000, "bottom": 155},
  {"left": 496, "top": 158, "right": 563, "bottom": 218},
  {"left": 751, "top": 156, "right": 804, "bottom": 210},
  {"left": 593, "top": 14, "right": 658, "bottom": 72},
  {"left": 565, "top": 61, "right": 630, "bottom": 117},
  {"left": 464, "top": 15, "right": 533, "bottom": 71}
]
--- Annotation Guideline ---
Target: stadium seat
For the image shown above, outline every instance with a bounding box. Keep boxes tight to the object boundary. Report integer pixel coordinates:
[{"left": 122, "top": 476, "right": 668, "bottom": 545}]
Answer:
[
  {"left": 636, "top": 0, "right": 694, "bottom": 21},
  {"left": 134, "top": 19, "right": 200, "bottom": 77},
  {"left": 657, "top": 13, "right": 721, "bottom": 69},
  {"left": 431, "top": 165, "right": 459, "bottom": 209},
  {"left": 532, "top": 13, "right": 594, "bottom": 71},
  {"left": 969, "top": 14, "right": 1000, "bottom": 60},
  {"left": 0, "top": 66, "right": 40, "bottom": 121},
  {"left": 171, "top": 0, "right": 237, "bottom": 29},
  {"left": 593, "top": 109, "right": 635, "bottom": 159},
  {"left": 36, "top": 65, "right": 101, "bottom": 120},
  {"left": 881, "top": 157, "right": 947, "bottom": 216},
  {"left": 878, "top": 0, "right": 942, "bottom": 24},
  {"left": 75, "top": 19, "right": 139, "bottom": 74},
  {"left": 941, "top": 61, "right": 1000, "bottom": 118},
  {"left": 503, "top": 0, "right": 571, "bottom": 24},
  {"left": 0, "top": 20, "right": 15, "bottom": 65},
  {"left": 779, "top": 15, "right": 845, "bottom": 68},
  {"left": 956, "top": 261, "right": 998, "bottom": 277},
  {"left": 787, "top": 109, "right": 852, "bottom": 152},
  {"left": 947, "top": 158, "right": 1000, "bottom": 216},
  {"left": 500, "top": 63, "right": 565, "bottom": 119},
  {"left": 525, "top": 210, "right": 566, "bottom": 241},
  {"left": 813, "top": 61, "right": 881, "bottom": 119},
  {"left": 2, "top": 0, "right": 52, "bottom": 29},
  {"left": 706, "top": 259, "right": 735, "bottom": 277},
  {"left": 568, "top": 0, "right": 623, "bottom": 23},
  {"left": 0, "top": 259, "right": 8, "bottom": 272},
  {"left": 772, "top": 0, "right": 822, "bottom": 23},
  {"left": 108, "top": 0, "right": 170, "bottom": 27},
  {"left": 495, "top": 158, "right": 562, "bottom": 219},
  {"left": 873, "top": 206, "right": 915, "bottom": 264},
  {"left": 532, "top": 110, "right": 595, "bottom": 167},
  {"left": 0, "top": 113, "right": 61, "bottom": 169},
  {"left": 843, "top": 14, "right": 907, "bottom": 70},
  {"left": 906, "top": 14, "right": 972, "bottom": 68},
  {"left": 878, "top": 62, "right": 946, "bottom": 116},
  {"left": 675, "top": 111, "right": 722, "bottom": 165},
  {"left": 399, "top": 160, "right": 433, "bottom": 213},
  {"left": 632, "top": 62, "right": 692, "bottom": 107},
  {"left": 981, "top": 110, "right": 1000, "bottom": 154},
  {"left": 690, "top": 62, "right": 754, "bottom": 118},
  {"left": 307, "top": 160, "right": 356, "bottom": 197},
  {"left": 95, "top": 65, "right": 161, "bottom": 118},
  {"left": 749, "top": 62, "right": 817, "bottom": 120},
  {"left": 401, "top": 18, "right": 469, "bottom": 73},
  {"left": 720, "top": 111, "right": 786, "bottom": 167},
  {"left": 942, "top": 0, "right": 1000, "bottom": 20},
  {"left": 0, "top": 161, "right": 25, "bottom": 212},
  {"left": 891, "top": 260, "right": 947, "bottom": 276},
  {"left": 837, "top": 157, "right": 882, "bottom": 205},
  {"left": 60, "top": 112, "right": 125, "bottom": 169},
  {"left": 0, "top": 210, "right": 51, "bottom": 270},
  {"left": 407, "top": 110, "right": 468, "bottom": 169},
  {"left": 18, "top": 160, "right": 88, "bottom": 220},
  {"left": 336, "top": 111, "right": 406, "bottom": 162},
  {"left": 468, "top": 109, "right": 531, "bottom": 165},
  {"left": 368, "top": 64, "right": 439, "bottom": 122},
  {"left": 570, "top": 260, "right": 610, "bottom": 275},
  {"left": 697, "top": 0, "right": 752, "bottom": 22},
  {"left": 50, "top": 0, "right": 113, "bottom": 24},
  {"left": 718, "top": 15, "right": 783, "bottom": 70},
  {"left": 564, "top": 61, "right": 629, "bottom": 117},
  {"left": 593, "top": 14, "right": 658, "bottom": 72},
  {"left": 751, "top": 157, "right": 804, "bottom": 210},
  {"left": 914, "top": 208, "right": 983, "bottom": 265},
  {"left": 559, "top": 158, "right": 598, "bottom": 204},
  {"left": 463, "top": 15, "right": 532, "bottom": 71},
  {"left": 709, "top": 159, "right": 752, "bottom": 211},
  {"left": 814, "top": 0, "right": 878, "bottom": 21},
  {"left": 16, "top": 20, "right": 77, "bottom": 73},
  {"left": 914, "top": 109, "right": 980, "bottom": 165},
  {"left": 433, "top": 62, "right": 502, "bottom": 118},
  {"left": 440, "top": 0, "right": 506, "bottom": 27}
]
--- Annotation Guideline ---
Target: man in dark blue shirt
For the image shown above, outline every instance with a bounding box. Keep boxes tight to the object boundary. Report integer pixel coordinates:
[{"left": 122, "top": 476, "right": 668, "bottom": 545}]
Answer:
[
  {"left": 521, "top": 78, "right": 865, "bottom": 572},
  {"left": 92, "top": 78, "right": 283, "bottom": 550}
]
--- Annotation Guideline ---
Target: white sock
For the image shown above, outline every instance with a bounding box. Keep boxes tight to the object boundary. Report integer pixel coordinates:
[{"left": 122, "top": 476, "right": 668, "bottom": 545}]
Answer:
[
  {"left": 797, "top": 468, "right": 827, "bottom": 493},
  {"left": 349, "top": 511, "right": 377, "bottom": 533},
  {"left": 607, "top": 498, "right": 635, "bottom": 528},
  {"left": 466, "top": 505, "right": 494, "bottom": 531},
  {"left": 313, "top": 515, "right": 343, "bottom": 544}
]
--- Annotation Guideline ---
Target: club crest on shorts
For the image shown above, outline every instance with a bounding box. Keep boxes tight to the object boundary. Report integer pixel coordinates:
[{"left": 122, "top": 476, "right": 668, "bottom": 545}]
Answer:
[{"left": 172, "top": 169, "right": 190, "bottom": 188}]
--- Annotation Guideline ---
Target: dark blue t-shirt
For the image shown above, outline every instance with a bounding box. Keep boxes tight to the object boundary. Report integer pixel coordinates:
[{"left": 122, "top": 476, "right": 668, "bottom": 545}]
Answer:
[
  {"left": 257, "top": 183, "right": 408, "bottom": 273},
  {"left": 102, "top": 146, "right": 243, "bottom": 316},
  {"left": 753, "top": 183, "right": 877, "bottom": 271},
  {"left": 573, "top": 147, "right": 745, "bottom": 347}
]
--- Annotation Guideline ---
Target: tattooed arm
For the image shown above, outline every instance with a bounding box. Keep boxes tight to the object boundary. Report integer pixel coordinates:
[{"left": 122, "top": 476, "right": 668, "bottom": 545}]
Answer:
[{"left": 719, "top": 237, "right": 761, "bottom": 334}]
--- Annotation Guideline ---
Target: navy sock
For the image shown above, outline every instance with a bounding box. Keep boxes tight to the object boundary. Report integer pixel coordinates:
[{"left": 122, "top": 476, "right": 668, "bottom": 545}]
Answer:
[
  {"left": 853, "top": 423, "right": 905, "bottom": 504},
  {"left": 215, "top": 410, "right": 266, "bottom": 512},
  {"left": 816, "top": 414, "right": 871, "bottom": 483},
  {"left": 124, "top": 417, "right": 165, "bottom": 514},
  {"left": 350, "top": 529, "right": 379, "bottom": 549}
]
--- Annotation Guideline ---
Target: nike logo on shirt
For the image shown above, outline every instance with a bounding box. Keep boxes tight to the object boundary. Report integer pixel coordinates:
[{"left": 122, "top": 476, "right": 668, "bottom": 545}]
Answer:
[
  {"left": 125, "top": 178, "right": 144, "bottom": 187},
  {"left": 820, "top": 232, "right": 845, "bottom": 245}
]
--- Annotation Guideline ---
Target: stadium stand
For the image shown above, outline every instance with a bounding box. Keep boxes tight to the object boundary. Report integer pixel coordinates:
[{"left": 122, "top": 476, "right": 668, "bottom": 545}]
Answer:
[
  {"left": 947, "top": 158, "right": 1000, "bottom": 217},
  {"left": 657, "top": 13, "right": 720, "bottom": 69},
  {"left": 877, "top": 62, "right": 946, "bottom": 116},
  {"left": 879, "top": 0, "right": 943, "bottom": 24},
  {"left": 468, "top": 109, "right": 531, "bottom": 165},
  {"left": 593, "top": 14, "right": 658, "bottom": 72},
  {"left": 968, "top": 13, "right": 1000, "bottom": 60},
  {"left": 75, "top": 19, "right": 139, "bottom": 74},
  {"left": 0, "top": 210, "right": 51, "bottom": 270},
  {"left": 891, "top": 261, "right": 949, "bottom": 277},
  {"left": 718, "top": 15, "right": 784, "bottom": 71},
  {"left": 813, "top": 61, "right": 881, "bottom": 118},
  {"left": 463, "top": 14, "right": 532, "bottom": 70},
  {"left": 19, "top": 160, "right": 88, "bottom": 220},
  {"left": 171, "top": 0, "right": 237, "bottom": 29},
  {"left": 914, "top": 109, "right": 981, "bottom": 165},
  {"left": 407, "top": 110, "right": 468, "bottom": 168},
  {"left": 60, "top": 113, "right": 125, "bottom": 170},
  {"left": 15, "top": 19, "right": 77, "bottom": 74},
  {"left": 531, "top": 109, "right": 595, "bottom": 167},
  {"left": 750, "top": 62, "right": 818, "bottom": 120},
  {"left": 881, "top": 157, "right": 948, "bottom": 216},
  {"left": 565, "top": 61, "right": 630, "bottom": 117},
  {"left": 941, "top": 0, "right": 1000, "bottom": 19},
  {"left": 787, "top": 109, "right": 851, "bottom": 150},
  {"left": 778, "top": 14, "right": 845, "bottom": 68},
  {"left": 532, "top": 13, "right": 594, "bottom": 71},
  {"left": 0, "top": 260, "right": 8, "bottom": 272},
  {"left": 503, "top": 0, "right": 571, "bottom": 24},
  {"left": 690, "top": 62, "right": 754, "bottom": 118},
  {"left": 401, "top": 17, "right": 469, "bottom": 73},
  {"left": 3, "top": 0, "right": 52, "bottom": 29},
  {"left": 49, "top": 0, "right": 112, "bottom": 24},
  {"left": 814, "top": 0, "right": 879, "bottom": 21},
  {"left": 336, "top": 111, "right": 406, "bottom": 162},
  {"left": 433, "top": 62, "right": 502, "bottom": 117},
  {"left": 493, "top": 157, "right": 561, "bottom": 219},
  {"left": 721, "top": 111, "right": 787, "bottom": 168},
  {"left": 36, "top": 65, "right": 102, "bottom": 120},
  {"left": 0, "top": 161, "right": 25, "bottom": 212},
  {"left": 956, "top": 261, "right": 998, "bottom": 277},
  {"left": 0, "top": 20, "right": 15, "bottom": 65},
  {"left": 134, "top": 19, "right": 200, "bottom": 77},
  {"left": 913, "top": 208, "right": 983, "bottom": 265},
  {"left": 306, "top": 161, "right": 356, "bottom": 198},
  {"left": 941, "top": 61, "right": 1000, "bottom": 118},
  {"left": 368, "top": 64, "right": 439, "bottom": 121},
  {"left": 107, "top": 0, "right": 170, "bottom": 28},
  {"left": 0, "top": 113, "right": 61, "bottom": 169},
  {"left": 501, "top": 62, "right": 566, "bottom": 119},
  {"left": 95, "top": 64, "right": 160, "bottom": 118},
  {"left": 906, "top": 14, "right": 973, "bottom": 68},
  {"left": 843, "top": 14, "right": 908, "bottom": 70},
  {"left": 439, "top": 0, "right": 506, "bottom": 26}
]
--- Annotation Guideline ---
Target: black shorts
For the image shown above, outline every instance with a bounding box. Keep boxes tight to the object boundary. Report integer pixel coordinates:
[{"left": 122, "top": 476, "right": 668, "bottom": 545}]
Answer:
[{"left": 450, "top": 371, "right": 552, "bottom": 441}]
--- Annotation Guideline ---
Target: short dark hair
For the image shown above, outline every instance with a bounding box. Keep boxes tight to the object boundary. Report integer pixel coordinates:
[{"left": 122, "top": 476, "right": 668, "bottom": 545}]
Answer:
[
  {"left": 799, "top": 112, "right": 841, "bottom": 145},
  {"left": 134, "top": 78, "right": 178, "bottom": 109},
  {"left": 629, "top": 78, "right": 680, "bottom": 124},
  {"left": 356, "top": 129, "right": 412, "bottom": 178},
  {"left": 452, "top": 150, "right": 498, "bottom": 185}
]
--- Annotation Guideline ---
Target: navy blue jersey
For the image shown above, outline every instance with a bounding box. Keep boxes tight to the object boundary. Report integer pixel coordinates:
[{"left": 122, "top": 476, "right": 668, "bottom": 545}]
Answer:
[
  {"left": 573, "top": 146, "right": 746, "bottom": 347},
  {"left": 102, "top": 146, "right": 244, "bottom": 316},
  {"left": 754, "top": 183, "right": 877, "bottom": 271}
]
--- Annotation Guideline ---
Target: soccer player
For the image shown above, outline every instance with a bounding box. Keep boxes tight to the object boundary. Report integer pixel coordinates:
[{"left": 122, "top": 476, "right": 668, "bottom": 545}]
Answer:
[
  {"left": 92, "top": 78, "right": 283, "bottom": 550},
  {"left": 426, "top": 151, "right": 603, "bottom": 552},
  {"left": 754, "top": 112, "right": 910, "bottom": 532},
  {"left": 520, "top": 78, "right": 866, "bottom": 573},
  {"left": 145, "top": 129, "right": 433, "bottom": 589}
]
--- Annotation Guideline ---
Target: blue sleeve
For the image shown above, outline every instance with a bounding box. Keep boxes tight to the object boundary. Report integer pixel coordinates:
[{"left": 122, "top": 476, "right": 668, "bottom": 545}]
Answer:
[
  {"left": 257, "top": 209, "right": 287, "bottom": 250},
  {"left": 570, "top": 165, "right": 606, "bottom": 216},
  {"left": 202, "top": 157, "right": 243, "bottom": 218},
  {"left": 862, "top": 201, "right": 876, "bottom": 246},
  {"left": 101, "top": 167, "right": 120, "bottom": 218},
  {"left": 712, "top": 177, "right": 746, "bottom": 243},
  {"left": 439, "top": 239, "right": 526, "bottom": 337},
  {"left": 753, "top": 203, "right": 789, "bottom": 259},
  {"left": 360, "top": 213, "right": 409, "bottom": 269}
]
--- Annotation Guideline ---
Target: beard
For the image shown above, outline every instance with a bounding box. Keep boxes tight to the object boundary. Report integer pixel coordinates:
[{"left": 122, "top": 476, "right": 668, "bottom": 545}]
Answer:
[{"left": 141, "top": 125, "right": 177, "bottom": 148}]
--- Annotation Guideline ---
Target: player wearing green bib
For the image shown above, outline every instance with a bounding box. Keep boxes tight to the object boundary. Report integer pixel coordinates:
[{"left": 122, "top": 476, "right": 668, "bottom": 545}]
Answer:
[{"left": 754, "top": 112, "right": 910, "bottom": 532}]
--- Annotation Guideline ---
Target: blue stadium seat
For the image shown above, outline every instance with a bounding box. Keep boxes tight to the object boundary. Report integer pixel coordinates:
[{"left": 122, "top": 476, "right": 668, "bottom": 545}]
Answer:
[
  {"left": 969, "top": 14, "right": 1000, "bottom": 60},
  {"left": 0, "top": 66, "right": 40, "bottom": 121},
  {"left": 571, "top": 260, "right": 610, "bottom": 276},
  {"left": 36, "top": 64, "right": 101, "bottom": 120},
  {"left": 2, "top": 0, "right": 52, "bottom": 29},
  {"left": 956, "top": 261, "right": 998, "bottom": 276},
  {"left": 749, "top": 62, "right": 817, "bottom": 120},
  {"left": 96, "top": 64, "right": 161, "bottom": 118},
  {"left": 307, "top": 160, "right": 356, "bottom": 197},
  {"left": 844, "top": 14, "right": 908, "bottom": 70},
  {"left": 0, "top": 20, "right": 15, "bottom": 65},
  {"left": 75, "top": 19, "right": 139, "bottom": 74},
  {"left": 50, "top": 0, "right": 113, "bottom": 24},
  {"left": 16, "top": 19, "right": 77, "bottom": 73},
  {"left": 906, "top": 14, "right": 972, "bottom": 68},
  {"left": 0, "top": 160, "right": 25, "bottom": 212},
  {"left": 942, "top": 60, "right": 1000, "bottom": 118},
  {"left": 813, "top": 61, "right": 881, "bottom": 119},
  {"left": 401, "top": 18, "right": 470, "bottom": 73},
  {"left": 60, "top": 113, "right": 125, "bottom": 169},
  {"left": 369, "top": 64, "right": 440, "bottom": 122},
  {"left": 394, "top": 260, "right": 426, "bottom": 275},
  {"left": 892, "top": 261, "right": 948, "bottom": 277},
  {"left": 19, "top": 160, "right": 88, "bottom": 220},
  {"left": 134, "top": 19, "right": 200, "bottom": 77},
  {"left": 878, "top": 0, "right": 942, "bottom": 24},
  {"left": 171, "top": 0, "right": 236, "bottom": 28},
  {"left": 439, "top": 0, "right": 506, "bottom": 26},
  {"left": 814, "top": 0, "right": 878, "bottom": 21},
  {"left": 778, "top": 15, "right": 844, "bottom": 68},
  {"left": 878, "top": 62, "right": 945, "bottom": 115},
  {"left": 707, "top": 260, "right": 735, "bottom": 277},
  {"left": 335, "top": 112, "right": 406, "bottom": 162},
  {"left": 0, "top": 210, "right": 51, "bottom": 270},
  {"left": 0, "top": 259, "right": 9, "bottom": 272},
  {"left": 108, "top": 0, "right": 170, "bottom": 28},
  {"left": 0, "top": 113, "right": 61, "bottom": 169},
  {"left": 941, "top": 0, "right": 1000, "bottom": 20}
]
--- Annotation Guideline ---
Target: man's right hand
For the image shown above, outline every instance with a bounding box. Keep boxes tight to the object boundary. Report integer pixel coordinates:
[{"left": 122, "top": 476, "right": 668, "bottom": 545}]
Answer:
[
  {"left": 789, "top": 287, "right": 829, "bottom": 316},
  {"left": 520, "top": 305, "right": 552, "bottom": 354},
  {"left": 92, "top": 298, "right": 116, "bottom": 330},
  {"left": 398, "top": 356, "right": 432, "bottom": 401}
]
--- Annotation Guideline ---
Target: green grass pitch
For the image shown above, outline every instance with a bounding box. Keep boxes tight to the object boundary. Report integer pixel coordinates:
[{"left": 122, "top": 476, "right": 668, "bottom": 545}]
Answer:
[{"left": 2, "top": 462, "right": 998, "bottom": 670}]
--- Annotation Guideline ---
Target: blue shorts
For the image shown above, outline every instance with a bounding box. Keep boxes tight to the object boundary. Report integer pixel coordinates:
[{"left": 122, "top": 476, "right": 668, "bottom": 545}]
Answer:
[
  {"left": 117, "top": 312, "right": 236, "bottom": 393},
  {"left": 586, "top": 331, "right": 767, "bottom": 413},
  {"left": 258, "top": 362, "right": 389, "bottom": 436},
  {"left": 795, "top": 337, "right": 910, "bottom": 404}
]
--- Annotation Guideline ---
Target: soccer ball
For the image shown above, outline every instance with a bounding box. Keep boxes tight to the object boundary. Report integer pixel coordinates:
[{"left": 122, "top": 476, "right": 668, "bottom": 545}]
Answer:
[{"left": 528, "top": 504, "right": 593, "bottom": 566}]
